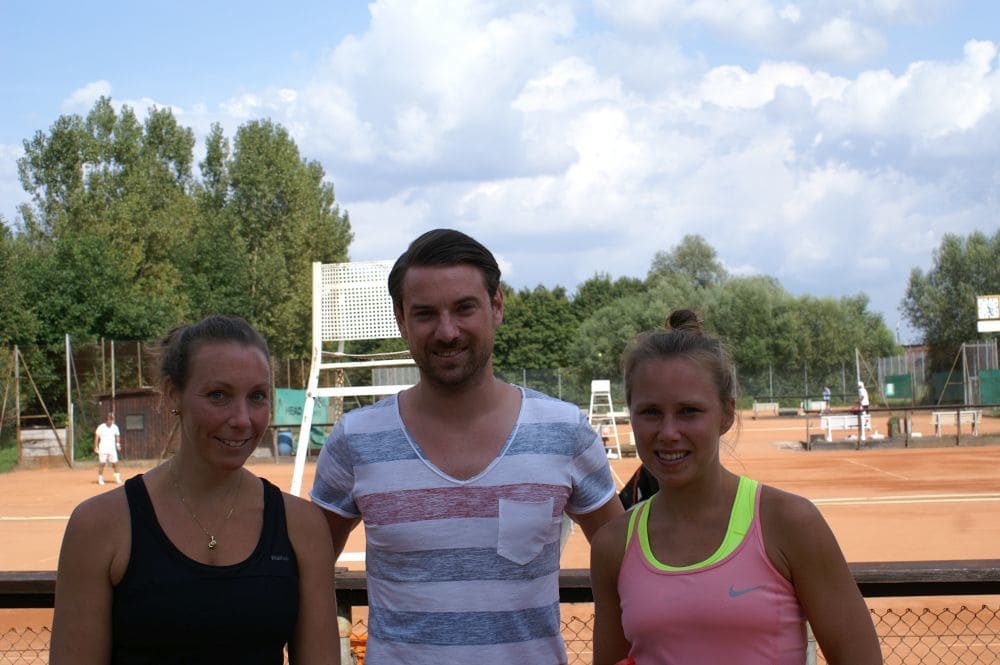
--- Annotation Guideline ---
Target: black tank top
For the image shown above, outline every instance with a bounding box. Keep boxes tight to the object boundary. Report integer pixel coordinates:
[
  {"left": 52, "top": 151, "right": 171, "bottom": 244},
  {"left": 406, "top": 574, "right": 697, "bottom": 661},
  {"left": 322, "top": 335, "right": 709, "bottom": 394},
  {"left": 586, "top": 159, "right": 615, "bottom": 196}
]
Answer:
[{"left": 111, "top": 475, "right": 299, "bottom": 664}]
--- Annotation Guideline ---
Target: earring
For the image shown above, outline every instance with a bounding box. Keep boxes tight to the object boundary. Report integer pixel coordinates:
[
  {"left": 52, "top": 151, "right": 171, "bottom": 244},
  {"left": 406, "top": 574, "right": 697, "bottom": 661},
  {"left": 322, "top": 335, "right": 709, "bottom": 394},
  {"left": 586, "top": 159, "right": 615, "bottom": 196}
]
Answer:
[{"left": 170, "top": 408, "right": 180, "bottom": 416}]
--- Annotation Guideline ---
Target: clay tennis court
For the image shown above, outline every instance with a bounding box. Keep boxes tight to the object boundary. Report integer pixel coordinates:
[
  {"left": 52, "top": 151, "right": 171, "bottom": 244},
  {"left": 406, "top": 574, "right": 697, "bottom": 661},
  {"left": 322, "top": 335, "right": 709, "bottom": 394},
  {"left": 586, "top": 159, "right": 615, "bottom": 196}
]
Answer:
[{"left": 2, "top": 409, "right": 999, "bottom": 661}]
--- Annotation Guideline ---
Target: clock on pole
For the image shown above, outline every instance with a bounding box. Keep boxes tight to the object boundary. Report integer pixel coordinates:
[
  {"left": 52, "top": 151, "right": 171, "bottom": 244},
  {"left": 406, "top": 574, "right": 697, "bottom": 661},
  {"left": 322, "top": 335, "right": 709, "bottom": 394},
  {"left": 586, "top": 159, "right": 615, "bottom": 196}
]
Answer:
[{"left": 977, "top": 294, "right": 1000, "bottom": 333}]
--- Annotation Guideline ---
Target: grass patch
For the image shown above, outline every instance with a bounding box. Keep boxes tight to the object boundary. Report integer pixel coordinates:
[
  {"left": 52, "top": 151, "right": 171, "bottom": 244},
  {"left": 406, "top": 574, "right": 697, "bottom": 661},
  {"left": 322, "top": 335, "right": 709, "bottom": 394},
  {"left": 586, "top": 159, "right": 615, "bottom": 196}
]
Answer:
[{"left": 0, "top": 445, "right": 18, "bottom": 473}]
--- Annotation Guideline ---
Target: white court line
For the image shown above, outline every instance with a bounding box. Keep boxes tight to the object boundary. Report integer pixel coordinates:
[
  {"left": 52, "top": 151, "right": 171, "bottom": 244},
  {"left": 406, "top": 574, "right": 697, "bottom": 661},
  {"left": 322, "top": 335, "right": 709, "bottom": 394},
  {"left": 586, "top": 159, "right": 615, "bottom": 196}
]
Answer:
[
  {"left": 743, "top": 426, "right": 811, "bottom": 432},
  {"left": 338, "top": 551, "right": 365, "bottom": 562},
  {"left": 814, "top": 493, "right": 1000, "bottom": 506},
  {"left": 842, "top": 458, "right": 910, "bottom": 480}
]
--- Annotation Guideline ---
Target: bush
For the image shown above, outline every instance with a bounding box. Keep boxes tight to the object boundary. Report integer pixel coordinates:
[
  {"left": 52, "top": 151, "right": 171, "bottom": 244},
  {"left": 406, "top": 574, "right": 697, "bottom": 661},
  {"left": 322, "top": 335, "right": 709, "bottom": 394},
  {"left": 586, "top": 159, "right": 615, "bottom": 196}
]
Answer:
[{"left": 0, "top": 445, "right": 17, "bottom": 473}]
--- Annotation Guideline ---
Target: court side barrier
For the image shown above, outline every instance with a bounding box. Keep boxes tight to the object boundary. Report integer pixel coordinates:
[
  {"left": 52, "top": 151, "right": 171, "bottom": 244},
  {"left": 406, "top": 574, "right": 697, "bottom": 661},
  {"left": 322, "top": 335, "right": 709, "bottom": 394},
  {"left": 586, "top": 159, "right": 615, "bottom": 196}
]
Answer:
[
  {"left": 3, "top": 561, "right": 999, "bottom": 664},
  {"left": 8, "top": 561, "right": 996, "bottom": 609},
  {"left": 804, "top": 403, "right": 1000, "bottom": 450}
]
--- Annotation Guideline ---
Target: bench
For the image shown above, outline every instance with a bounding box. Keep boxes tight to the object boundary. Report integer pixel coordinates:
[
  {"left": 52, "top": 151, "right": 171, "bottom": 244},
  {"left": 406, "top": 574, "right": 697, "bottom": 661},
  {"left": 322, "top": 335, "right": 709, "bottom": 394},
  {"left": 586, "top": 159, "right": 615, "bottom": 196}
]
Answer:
[
  {"left": 801, "top": 400, "right": 827, "bottom": 413},
  {"left": 931, "top": 410, "right": 981, "bottom": 437},
  {"left": 820, "top": 414, "right": 873, "bottom": 442},
  {"left": 752, "top": 401, "right": 780, "bottom": 418}
]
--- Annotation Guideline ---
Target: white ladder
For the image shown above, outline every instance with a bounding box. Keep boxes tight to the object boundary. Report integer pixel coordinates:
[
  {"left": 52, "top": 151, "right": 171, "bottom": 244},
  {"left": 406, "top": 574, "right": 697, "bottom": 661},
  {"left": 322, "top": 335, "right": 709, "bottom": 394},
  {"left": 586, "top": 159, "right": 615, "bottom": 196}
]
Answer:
[{"left": 588, "top": 379, "right": 621, "bottom": 459}]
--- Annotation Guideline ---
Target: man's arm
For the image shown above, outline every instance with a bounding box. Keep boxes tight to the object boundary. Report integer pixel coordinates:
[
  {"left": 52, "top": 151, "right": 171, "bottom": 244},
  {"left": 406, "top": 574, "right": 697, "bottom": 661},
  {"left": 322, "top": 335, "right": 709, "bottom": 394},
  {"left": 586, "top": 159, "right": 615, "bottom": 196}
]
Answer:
[
  {"left": 321, "top": 509, "right": 361, "bottom": 561},
  {"left": 569, "top": 497, "right": 624, "bottom": 542}
]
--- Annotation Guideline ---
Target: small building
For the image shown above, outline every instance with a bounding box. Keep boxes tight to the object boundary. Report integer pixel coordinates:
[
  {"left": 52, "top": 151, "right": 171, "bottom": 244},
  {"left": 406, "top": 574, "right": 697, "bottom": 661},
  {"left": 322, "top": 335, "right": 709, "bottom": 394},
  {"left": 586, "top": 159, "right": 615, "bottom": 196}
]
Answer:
[{"left": 97, "top": 388, "right": 177, "bottom": 460}]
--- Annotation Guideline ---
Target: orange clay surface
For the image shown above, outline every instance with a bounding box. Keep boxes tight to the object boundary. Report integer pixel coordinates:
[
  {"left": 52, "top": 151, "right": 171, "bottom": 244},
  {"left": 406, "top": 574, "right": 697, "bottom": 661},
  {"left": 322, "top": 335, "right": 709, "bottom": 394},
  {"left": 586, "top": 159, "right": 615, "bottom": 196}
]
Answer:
[{"left": 2, "top": 409, "right": 999, "bottom": 633}]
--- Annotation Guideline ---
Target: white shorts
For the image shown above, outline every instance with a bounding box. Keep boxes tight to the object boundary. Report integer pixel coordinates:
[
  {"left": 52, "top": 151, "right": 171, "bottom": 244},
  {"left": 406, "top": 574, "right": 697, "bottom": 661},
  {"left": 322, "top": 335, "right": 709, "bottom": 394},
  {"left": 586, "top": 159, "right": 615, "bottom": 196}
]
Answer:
[{"left": 98, "top": 450, "right": 119, "bottom": 464}]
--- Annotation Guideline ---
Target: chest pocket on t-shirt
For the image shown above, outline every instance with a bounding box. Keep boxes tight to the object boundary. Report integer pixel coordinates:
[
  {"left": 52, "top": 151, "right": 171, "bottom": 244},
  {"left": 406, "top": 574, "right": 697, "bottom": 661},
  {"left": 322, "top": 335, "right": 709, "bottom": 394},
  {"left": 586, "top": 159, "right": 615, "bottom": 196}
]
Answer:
[{"left": 497, "top": 497, "right": 555, "bottom": 565}]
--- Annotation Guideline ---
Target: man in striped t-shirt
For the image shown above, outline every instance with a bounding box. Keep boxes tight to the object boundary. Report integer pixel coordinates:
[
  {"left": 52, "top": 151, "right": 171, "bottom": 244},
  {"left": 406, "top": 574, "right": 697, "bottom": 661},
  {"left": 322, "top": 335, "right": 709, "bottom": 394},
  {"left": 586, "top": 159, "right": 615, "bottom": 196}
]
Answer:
[{"left": 311, "top": 229, "right": 622, "bottom": 664}]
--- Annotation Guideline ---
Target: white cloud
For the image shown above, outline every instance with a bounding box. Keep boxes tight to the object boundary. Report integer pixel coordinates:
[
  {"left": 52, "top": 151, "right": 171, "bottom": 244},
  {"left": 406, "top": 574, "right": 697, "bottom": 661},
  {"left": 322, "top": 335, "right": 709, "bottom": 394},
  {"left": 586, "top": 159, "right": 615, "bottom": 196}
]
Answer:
[
  {"left": 0, "top": 144, "right": 23, "bottom": 224},
  {"left": 816, "top": 39, "right": 1000, "bottom": 140},
  {"left": 61, "top": 80, "right": 113, "bottom": 113},
  {"left": 6, "top": 0, "right": 998, "bottom": 342},
  {"left": 699, "top": 62, "right": 849, "bottom": 108},
  {"left": 797, "top": 16, "right": 886, "bottom": 64},
  {"left": 513, "top": 58, "right": 624, "bottom": 113}
]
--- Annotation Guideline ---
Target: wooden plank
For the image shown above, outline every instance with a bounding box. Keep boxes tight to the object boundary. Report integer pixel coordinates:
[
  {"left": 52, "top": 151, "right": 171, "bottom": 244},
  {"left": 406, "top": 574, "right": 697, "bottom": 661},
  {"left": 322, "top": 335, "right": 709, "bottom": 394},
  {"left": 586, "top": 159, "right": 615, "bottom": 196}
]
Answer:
[{"left": 3, "top": 561, "right": 999, "bottom": 608}]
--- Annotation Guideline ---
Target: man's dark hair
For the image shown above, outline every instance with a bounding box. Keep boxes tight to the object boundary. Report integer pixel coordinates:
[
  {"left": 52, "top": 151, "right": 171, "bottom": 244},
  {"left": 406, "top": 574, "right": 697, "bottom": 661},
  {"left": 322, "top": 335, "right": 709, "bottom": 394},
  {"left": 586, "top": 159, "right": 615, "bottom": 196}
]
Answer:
[{"left": 387, "top": 228, "right": 501, "bottom": 309}]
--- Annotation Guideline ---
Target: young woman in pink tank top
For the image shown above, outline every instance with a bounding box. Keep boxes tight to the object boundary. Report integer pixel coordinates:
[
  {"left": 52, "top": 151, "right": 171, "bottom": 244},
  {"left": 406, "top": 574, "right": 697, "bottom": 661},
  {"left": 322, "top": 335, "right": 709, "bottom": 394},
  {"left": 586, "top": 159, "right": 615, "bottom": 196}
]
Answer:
[{"left": 590, "top": 309, "right": 882, "bottom": 665}]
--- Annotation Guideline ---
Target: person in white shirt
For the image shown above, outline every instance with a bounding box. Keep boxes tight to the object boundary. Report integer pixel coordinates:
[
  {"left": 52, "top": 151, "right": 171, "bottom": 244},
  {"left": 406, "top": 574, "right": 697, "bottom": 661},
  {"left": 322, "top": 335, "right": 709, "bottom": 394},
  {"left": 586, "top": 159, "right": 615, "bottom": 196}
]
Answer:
[
  {"left": 94, "top": 413, "right": 122, "bottom": 485},
  {"left": 857, "top": 382, "right": 870, "bottom": 414}
]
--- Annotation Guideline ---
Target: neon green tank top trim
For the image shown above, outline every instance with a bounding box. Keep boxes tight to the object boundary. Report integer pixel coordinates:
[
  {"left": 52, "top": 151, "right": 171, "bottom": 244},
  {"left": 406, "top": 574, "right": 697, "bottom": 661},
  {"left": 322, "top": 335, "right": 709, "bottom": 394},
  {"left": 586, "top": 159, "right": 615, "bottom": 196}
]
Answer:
[{"left": 626, "top": 475, "right": 758, "bottom": 571}]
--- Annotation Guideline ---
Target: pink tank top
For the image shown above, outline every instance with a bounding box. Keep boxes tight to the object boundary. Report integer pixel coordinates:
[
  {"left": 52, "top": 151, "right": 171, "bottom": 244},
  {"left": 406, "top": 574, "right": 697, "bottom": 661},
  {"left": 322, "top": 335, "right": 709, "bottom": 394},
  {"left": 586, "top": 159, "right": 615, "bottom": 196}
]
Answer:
[{"left": 618, "top": 477, "right": 806, "bottom": 664}]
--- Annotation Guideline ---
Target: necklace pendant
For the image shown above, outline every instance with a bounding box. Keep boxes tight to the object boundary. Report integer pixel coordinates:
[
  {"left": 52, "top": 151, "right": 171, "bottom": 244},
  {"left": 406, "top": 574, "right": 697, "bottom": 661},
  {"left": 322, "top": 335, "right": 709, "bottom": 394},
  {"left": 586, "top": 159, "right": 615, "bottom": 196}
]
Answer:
[{"left": 208, "top": 535, "right": 218, "bottom": 550}]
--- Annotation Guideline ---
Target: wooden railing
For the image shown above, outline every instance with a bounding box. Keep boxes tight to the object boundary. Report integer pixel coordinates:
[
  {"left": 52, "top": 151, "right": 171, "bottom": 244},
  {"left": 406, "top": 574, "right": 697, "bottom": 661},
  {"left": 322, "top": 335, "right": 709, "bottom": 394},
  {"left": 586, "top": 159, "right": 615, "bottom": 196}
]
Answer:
[{"left": 4, "top": 560, "right": 998, "bottom": 613}]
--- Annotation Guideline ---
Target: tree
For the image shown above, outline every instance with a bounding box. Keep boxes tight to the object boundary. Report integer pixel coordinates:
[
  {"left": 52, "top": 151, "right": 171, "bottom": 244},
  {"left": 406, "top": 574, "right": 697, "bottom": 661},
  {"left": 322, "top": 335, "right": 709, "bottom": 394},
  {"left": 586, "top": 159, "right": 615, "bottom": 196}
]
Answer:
[
  {"left": 17, "top": 97, "right": 194, "bottom": 342},
  {"left": 903, "top": 230, "right": 1000, "bottom": 368},
  {"left": 179, "top": 124, "right": 254, "bottom": 319},
  {"left": 702, "top": 275, "right": 799, "bottom": 373},
  {"left": 494, "top": 284, "right": 577, "bottom": 369},
  {"left": 0, "top": 222, "right": 41, "bottom": 345},
  {"left": 647, "top": 234, "right": 727, "bottom": 288},
  {"left": 571, "top": 273, "right": 646, "bottom": 321},
  {"left": 225, "top": 120, "right": 352, "bottom": 355},
  {"left": 571, "top": 277, "right": 701, "bottom": 380},
  {"left": 570, "top": 240, "right": 898, "bottom": 399}
]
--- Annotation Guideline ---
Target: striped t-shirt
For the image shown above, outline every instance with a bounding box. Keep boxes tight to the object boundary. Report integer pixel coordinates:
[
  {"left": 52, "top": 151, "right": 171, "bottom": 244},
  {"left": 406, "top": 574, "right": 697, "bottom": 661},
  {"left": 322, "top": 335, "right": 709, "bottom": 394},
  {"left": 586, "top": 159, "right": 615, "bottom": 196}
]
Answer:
[{"left": 310, "top": 386, "right": 617, "bottom": 665}]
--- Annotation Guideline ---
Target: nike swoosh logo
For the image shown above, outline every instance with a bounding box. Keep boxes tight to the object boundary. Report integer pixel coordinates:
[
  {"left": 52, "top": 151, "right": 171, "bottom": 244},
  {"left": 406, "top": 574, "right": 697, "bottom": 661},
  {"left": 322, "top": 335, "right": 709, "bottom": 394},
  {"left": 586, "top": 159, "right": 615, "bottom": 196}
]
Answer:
[{"left": 728, "top": 584, "right": 764, "bottom": 597}]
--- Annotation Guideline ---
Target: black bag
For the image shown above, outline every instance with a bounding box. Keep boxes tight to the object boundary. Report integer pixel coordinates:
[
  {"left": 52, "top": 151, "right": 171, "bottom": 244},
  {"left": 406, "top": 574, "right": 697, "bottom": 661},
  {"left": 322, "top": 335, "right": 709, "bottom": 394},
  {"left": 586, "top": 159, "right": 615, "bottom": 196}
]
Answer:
[{"left": 618, "top": 466, "right": 659, "bottom": 509}]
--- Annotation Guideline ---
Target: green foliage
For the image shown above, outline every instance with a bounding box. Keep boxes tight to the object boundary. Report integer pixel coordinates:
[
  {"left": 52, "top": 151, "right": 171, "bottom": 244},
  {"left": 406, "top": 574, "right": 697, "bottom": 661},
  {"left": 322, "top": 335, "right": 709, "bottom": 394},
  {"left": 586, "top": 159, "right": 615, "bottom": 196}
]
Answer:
[
  {"left": 0, "top": 445, "right": 17, "bottom": 473},
  {"left": 570, "top": 273, "right": 646, "bottom": 321},
  {"left": 10, "top": 99, "right": 352, "bottom": 411},
  {"left": 17, "top": 97, "right": 193, "bottom": 343},
  {"left": 570, "top": 237, "right": 899, "bottom": 395},
  {"left": 225, "top": 120, "right": 353, "bottom": 356},
  {"left": 0, "top": 224, "right": 42, "bottom": 345},
  {"left": 4, "top": 99, "right": 914, "bottom": 420},
  {"left": 570, "top": 277, "right": 700, "bottom": 380},
  {"left": 903, "top": 230, "right": 1000, "bottom": 369},
  {"left": 494, "top": 284, "right": 577, "bottom": 369},
  {"left": 647, "top": 234, "right": 727, "bottom": 288}
]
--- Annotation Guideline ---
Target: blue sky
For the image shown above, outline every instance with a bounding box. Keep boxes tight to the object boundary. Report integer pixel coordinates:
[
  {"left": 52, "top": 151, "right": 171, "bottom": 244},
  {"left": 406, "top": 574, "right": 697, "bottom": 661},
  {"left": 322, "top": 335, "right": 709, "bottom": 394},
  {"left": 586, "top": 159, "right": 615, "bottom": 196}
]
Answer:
[{"left": 3, "top": 1, "right": 999, "bottom": 344}]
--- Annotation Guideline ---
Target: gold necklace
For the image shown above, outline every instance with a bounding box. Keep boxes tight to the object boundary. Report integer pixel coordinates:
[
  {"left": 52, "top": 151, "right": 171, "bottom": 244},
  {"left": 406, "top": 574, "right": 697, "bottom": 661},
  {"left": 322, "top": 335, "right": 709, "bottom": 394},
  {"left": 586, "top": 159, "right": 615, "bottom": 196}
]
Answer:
[{"left": 169, "top": 462, "right": 243, "bottom": 550}]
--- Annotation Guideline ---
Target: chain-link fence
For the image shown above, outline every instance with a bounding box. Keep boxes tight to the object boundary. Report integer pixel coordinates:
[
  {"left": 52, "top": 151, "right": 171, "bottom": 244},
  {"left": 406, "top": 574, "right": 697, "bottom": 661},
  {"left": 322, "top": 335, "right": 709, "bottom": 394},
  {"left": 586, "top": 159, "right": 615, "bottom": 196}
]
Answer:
[
  {"left": 0, "top": 626, "right": 48, "bottom": 665},
  {"left": 5, "top": 603, "right": 999, "bottom": 664}
]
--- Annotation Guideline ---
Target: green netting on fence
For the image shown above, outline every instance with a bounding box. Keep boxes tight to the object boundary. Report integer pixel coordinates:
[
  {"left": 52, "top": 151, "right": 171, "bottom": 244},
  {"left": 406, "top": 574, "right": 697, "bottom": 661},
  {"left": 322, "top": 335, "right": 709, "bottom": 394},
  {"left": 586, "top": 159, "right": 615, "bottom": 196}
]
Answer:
[
  {"left": 980, "top": 369, "right": 1000, "bottom": 405},
  {"left": 884, "top": 374, "right": 913, "bottom": 400}
]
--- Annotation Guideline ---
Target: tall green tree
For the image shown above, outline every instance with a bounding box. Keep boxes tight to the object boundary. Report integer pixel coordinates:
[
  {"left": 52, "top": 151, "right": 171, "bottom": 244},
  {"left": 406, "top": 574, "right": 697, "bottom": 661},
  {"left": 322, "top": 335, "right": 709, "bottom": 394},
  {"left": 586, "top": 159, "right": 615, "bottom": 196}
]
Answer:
[
  {"left": 495, "top": 284, "right": 577, "bottom": 369},
  {"left": 571, "top": 277, "right": 701, "bottom": 380},
  {"left": 647, "top": 234, "right": 728, "bottom": 288},
  {"left": 0, "top": 222, "right": 41, "bottom": 345},
  {"left": 224, "top": 119, "right": 352, "bottom": 355},
  {"left": 702, "top": 275, "right": 800, "bottom": 372},
  {"left": 571, "top": 273, "right": 646, "bottom": 321},
  {"left": 903, "top": 230, "right": 1000, "bottom": 368},
  {"left": 179, "top": 124, "right": 254, "bottom": 319},
  {"left": 17, "top": 97, "right": 194, "bottom": 342}
]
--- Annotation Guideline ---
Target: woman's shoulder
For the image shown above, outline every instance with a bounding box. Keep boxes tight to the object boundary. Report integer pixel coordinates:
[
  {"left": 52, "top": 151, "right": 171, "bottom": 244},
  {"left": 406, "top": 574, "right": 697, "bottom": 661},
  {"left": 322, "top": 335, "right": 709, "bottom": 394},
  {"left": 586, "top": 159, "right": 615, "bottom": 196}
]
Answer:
[
  {"left": 591, "top": 503, "right": 634, "bottom": 555},
  {"left": 68, "top": 485, "right": 130, "bottom": 531},
  {"left": 279, "top": 492, "right": 336, "bottom": 569},
  {"left": 280, "top": 491, "right": 329, "bottom": 533},
  {"left": 758, "top": 482, "right": 823, "bottom": 529},
  {"left": 61, "top": 486, "right": 132, "bottom": 573},
  {"left": 758, "top": 482, "right": 830, "bottom": 578}
]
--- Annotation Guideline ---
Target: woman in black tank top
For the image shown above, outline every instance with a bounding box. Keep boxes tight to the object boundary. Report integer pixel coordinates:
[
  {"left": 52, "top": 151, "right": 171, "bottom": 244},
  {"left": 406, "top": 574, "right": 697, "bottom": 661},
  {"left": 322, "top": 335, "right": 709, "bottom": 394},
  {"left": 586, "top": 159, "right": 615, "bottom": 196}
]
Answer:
[{"left": 51, "top": 315, "right": 341, "bottom": 664}]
